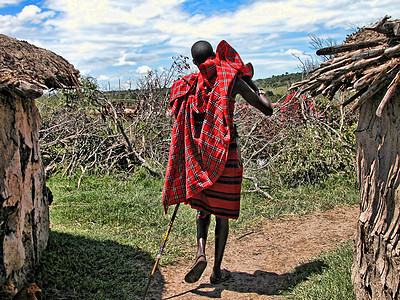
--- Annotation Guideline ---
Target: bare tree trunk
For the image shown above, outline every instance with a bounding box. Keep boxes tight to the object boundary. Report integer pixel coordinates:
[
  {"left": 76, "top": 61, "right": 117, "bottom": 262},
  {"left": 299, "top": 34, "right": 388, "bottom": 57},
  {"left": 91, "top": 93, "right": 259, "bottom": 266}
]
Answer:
[
  {"left": 0, "top": 92, "right": 51, "bottom": 293},
  {"left": 352, "top": 88, "right": 400, "bottom": 299}
]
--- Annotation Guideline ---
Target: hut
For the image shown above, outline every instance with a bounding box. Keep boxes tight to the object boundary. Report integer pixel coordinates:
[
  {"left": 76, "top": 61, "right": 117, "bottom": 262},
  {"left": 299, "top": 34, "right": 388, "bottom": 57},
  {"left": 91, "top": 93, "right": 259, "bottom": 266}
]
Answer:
[
  {"left": 0, "top": 34, "right": 79, "bottom": 295},
  {"left": 292, "top": 16, "right": 400, "bottom": 299}
]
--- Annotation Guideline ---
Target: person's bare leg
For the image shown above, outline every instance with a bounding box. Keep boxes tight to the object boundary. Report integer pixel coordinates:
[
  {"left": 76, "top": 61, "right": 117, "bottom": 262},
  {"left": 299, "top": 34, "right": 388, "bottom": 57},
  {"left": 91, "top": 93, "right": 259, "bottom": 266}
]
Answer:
[
  {"left": 184, "top": 212, "right": 210, "bottom": 283},
  {"left": 212, "top": 217, "right": 229, "bottom": 279},
  {"left": 196, "top": 213, "right": 210, "bottom": 258}
]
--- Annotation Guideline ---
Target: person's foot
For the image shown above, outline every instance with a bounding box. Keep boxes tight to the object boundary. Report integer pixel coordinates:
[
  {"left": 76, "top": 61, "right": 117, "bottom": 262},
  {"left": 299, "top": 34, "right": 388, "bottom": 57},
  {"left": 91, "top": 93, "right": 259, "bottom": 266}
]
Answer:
[
  {"left": 184, "top": 255, "right": 207, "bottom": 283},
  {"left": 210, "top": 269, "right": 231, "bottom": 284}
]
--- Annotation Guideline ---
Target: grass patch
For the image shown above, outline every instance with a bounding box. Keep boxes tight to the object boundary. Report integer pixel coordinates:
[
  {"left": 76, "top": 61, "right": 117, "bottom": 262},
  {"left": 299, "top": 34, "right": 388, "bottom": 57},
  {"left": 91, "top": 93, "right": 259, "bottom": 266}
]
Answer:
[
  {"left": 46, "top": 170, "right": 196, "bottom": 256},
  {"left": 37, "top": 231, "right": 151, "bottom": 299},
  {"left": 36, "top": 169, "right": 358, "bottom": 299},
  {"left": 283, "top": 242, "right": 355, "bottom": 300},
  {"left": 235, "top": 172, "right": 359, "bottom": 231},
  {"left": 38, "top": 169, "right": 197, "bottom": 299}
]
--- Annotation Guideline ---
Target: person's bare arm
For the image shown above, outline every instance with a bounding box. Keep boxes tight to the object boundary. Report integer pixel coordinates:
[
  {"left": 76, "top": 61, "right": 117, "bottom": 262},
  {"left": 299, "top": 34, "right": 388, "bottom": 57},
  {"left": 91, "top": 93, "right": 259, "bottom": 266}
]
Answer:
[
  {"left": 232, "top": 77, "right": 273, "bottom": 116},
  {"left": 242, "top": 76, "right": 258, "bottom": 93}
]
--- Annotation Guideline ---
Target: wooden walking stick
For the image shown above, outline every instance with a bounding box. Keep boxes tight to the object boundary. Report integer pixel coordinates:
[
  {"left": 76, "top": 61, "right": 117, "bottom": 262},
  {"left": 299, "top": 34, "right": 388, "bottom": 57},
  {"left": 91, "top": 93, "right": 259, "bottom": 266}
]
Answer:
[{"left": 142, "top": 203, "right": 180, "bottom": 299}]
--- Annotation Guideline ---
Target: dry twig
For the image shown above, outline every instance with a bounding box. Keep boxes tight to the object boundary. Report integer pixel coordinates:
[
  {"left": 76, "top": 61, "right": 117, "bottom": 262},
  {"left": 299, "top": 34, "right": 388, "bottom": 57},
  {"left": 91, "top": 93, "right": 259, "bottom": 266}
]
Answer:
[{"left": 291, "top": 16, "right": 400, "bottom": 116}]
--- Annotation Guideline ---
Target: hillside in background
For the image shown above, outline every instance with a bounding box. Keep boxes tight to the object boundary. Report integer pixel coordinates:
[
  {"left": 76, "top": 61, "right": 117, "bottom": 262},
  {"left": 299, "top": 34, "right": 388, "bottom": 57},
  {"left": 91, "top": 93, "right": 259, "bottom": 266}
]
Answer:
[
  {"left": 255, "top": 72, "right": 303, "bottom": 103},
  {"left": 98, "top": 72, "right": 304, "bottom": 104}
]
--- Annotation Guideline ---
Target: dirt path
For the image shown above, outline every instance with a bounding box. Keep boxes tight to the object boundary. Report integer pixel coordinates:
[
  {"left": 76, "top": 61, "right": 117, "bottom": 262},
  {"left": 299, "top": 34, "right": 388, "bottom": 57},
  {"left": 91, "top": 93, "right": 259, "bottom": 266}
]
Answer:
[{"left": 150, "top": 205, "right": 359, "bottom": 299}]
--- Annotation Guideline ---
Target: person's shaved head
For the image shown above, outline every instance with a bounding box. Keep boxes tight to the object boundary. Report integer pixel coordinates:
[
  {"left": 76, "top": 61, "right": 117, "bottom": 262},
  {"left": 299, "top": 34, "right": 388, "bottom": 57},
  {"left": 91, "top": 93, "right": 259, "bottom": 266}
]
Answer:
[{"left": 191, "top": 40, "right": 214, "bottom": 65}]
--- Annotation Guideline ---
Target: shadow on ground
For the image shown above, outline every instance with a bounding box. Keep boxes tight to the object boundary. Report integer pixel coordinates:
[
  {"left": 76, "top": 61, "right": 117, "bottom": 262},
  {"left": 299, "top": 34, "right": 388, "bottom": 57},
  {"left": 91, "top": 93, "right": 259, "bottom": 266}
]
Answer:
[
  {"left": 164, "top": 260, "right": 327, "bottom": 299},
  {"left": 35, "top": 230, "right": 164, "bottom": 299}
]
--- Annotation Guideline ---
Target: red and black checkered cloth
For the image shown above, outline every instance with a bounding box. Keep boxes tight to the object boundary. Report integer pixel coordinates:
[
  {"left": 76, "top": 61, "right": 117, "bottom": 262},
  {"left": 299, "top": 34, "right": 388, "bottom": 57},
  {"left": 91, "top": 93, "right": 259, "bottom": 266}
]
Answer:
[{"left": 163, "top": 40, "right": 253, "bottom": 217}]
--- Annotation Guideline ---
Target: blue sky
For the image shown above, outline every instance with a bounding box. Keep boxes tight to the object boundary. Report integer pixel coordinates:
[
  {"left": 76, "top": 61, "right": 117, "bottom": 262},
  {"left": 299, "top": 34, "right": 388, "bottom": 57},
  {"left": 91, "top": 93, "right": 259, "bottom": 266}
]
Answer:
[{"left": 1, "top": 0, "right": 399, "bottom": 89}]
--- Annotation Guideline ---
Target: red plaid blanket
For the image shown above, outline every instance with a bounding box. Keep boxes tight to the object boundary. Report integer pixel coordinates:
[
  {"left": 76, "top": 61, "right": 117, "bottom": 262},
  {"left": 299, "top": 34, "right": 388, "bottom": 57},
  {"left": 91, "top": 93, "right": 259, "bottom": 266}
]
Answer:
[{"left": 163, "top": 40, "right": 253, "bottom": 213}]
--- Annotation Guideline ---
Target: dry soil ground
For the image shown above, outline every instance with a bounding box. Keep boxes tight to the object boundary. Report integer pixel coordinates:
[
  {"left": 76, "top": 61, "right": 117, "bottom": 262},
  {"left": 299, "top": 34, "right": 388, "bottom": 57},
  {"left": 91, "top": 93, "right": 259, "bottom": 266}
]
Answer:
[{"left": 148, "top": 204, "right": 358, "bottom": 299}]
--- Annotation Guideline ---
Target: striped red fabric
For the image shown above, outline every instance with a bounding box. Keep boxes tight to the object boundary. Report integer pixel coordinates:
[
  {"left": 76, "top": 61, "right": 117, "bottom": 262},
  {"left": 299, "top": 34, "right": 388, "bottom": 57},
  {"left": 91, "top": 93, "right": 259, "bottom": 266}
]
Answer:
[
  {"left": 189, "top": 139, "right": 243, "bottom": 219},
  {"left": 163, "top": 40, "right": 252, "bottom": 218}
]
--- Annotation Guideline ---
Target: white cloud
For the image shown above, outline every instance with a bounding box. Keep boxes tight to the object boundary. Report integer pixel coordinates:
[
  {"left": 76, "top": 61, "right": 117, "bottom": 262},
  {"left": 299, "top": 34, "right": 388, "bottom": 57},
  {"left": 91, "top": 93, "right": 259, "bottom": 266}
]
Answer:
[
  {"left": 286, "top": 49, "right": 306, "bottom": 57},
  {"left": 284, "top": 49, "right": 314, "bottom": 67},
  {"left": 114, "top": 52, "right": 158, "bottom": 67},
  {"left": 0, "top": 5, "right": 54, "bottom": 33},
  {"left": 1, "top": 0, "right": 399, "bottom": 85},
  {"left": 97, "top": 75, "right": 110, "bottom": 81},
  {"left": 115, "top": 53, "right": 137, "bottom": 67},
  {"left": 136, "top": 65, "right": 152, "bottom": 74},
  {"left": 159, "top": 0, "right": 399, "bottom": 49},
  {"left": 44, "top": 0, "right": 183, "bottom": 30},
  {"left": 0, "top": 0, "right": 22, "bottom": 8},
  {"left": 17, "top": 5, "right": 42, "bottom": 22}
]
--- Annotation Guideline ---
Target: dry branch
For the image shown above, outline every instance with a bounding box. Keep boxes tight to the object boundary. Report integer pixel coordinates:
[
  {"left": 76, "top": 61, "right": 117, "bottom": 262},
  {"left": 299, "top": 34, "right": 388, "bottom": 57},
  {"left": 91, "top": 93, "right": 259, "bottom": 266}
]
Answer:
[
  {"left": 376, "top": 69, "right": 400, "bottom": 116},
  {"left": 292, "top": 16, "right": 400, "bottom": 117},
  {"left": 316, "top": 39, "right": 386, "bottom": 56},
  {"left": 243, "top": 176, "right": 274, "bottom": 200}
]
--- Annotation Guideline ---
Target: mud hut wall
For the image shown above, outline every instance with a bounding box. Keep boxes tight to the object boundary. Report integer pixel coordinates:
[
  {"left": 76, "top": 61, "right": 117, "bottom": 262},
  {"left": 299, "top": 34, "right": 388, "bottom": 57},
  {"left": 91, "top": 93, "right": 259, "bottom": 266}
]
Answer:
[
  {"left": 352, "top": 88, "right": 400, "bottom": 299},
  {"left": 0, "top": 92, "right": 50, "bottom": 290}
]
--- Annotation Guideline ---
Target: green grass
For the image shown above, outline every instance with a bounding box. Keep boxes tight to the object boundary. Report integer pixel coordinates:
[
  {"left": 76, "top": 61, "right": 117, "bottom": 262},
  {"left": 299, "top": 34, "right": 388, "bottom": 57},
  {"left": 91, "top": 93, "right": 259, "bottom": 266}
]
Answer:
[
  {"left": 38, "top": 232, "right": 150, "bottom": 299},
  {"left": 236, "top": 172, "right": 359, "bottom": 231},
  {"left": 36, "top": 169, "right": 358, "bottom": 299},
  {"left": 283, "top": 242, "right": 355, "bottom": 300},
  {"left": 37, "top": 169, "right": 197, "bottom": 299}
]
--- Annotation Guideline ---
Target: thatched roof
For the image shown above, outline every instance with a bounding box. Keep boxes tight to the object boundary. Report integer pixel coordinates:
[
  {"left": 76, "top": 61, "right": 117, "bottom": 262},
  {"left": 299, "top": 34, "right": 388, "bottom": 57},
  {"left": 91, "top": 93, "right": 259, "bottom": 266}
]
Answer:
[
  {"left": 0, "top": 34, "right": 80, "bottom": 98},
  {"left": 291, "top": 16, "right": 400, "bottom": 117}
]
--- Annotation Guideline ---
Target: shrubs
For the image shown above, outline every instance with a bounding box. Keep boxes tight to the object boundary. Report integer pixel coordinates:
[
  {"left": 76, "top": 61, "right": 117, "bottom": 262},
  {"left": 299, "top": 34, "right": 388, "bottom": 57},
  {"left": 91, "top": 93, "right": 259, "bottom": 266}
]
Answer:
[
  {"left": 236, "top": 92, "right": 357, "bottom": 189},
  {"left": 268, "top": 120, "right": 355, "bottom": 186}
]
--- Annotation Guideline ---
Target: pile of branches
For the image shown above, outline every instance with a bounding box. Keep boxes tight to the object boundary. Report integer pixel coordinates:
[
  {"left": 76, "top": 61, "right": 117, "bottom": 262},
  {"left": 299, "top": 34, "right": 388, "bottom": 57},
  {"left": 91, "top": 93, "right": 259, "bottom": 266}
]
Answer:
[
  {"left": 39, "top": 56, "right": 189, "bottom": 181},
  {"left": 38, "top": 54, "right": 356, "bottom": 193},
  {"left": 291, "top": 16, "right": 400, "bottom": 117},
  {"left": 39, "top": 88, "right": 172, "bottom": 182},
  {"left": 39, "top": 104, "right": 130, "bottom": 179}
]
